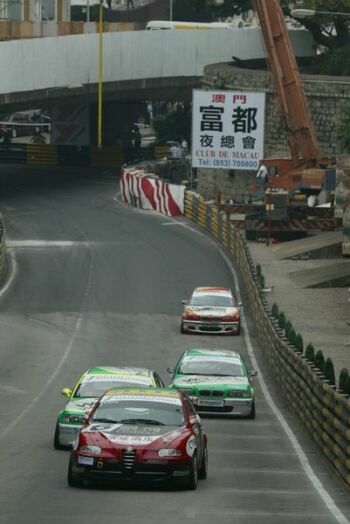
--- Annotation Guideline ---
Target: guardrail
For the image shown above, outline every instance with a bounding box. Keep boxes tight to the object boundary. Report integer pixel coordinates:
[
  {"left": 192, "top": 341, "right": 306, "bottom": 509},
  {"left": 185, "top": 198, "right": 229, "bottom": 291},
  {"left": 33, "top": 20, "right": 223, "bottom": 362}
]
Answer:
[
  {"left": 0, "top": 215, "right": 6, "bottom": 282},
  {"left": 184, "top": 190, "right": 350, "bottom": 487}
]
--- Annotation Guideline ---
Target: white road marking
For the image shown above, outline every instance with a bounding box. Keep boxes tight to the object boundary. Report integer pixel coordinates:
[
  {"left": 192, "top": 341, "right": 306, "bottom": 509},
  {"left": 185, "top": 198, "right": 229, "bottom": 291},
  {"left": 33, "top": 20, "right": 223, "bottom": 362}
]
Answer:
[
  {"left": 166, "top": 214, "right": 350, "bottom": 523},
  {"left": 0, "top": 252, "right": 17, "bottom": 299},
  {"left": 0, "top": 245, "right": 95, "bottom": 442},
  {"left": 7, "top": 240, "right": 76, "bottom": 248}
]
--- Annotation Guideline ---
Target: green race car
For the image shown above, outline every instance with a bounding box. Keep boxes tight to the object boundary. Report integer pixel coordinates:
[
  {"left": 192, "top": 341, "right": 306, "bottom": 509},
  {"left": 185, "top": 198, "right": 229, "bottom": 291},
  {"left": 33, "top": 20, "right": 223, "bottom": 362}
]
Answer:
[
  {"left": 168, "top": 348, "right": 257, "bottom": 418},
  {"left": 54, "top": 366, "right": 165, "bottom": 449}
]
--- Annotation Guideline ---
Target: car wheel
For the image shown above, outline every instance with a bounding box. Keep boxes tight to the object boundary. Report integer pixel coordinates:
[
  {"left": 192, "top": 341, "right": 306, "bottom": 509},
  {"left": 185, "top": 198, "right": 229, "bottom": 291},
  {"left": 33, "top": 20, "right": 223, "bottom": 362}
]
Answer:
[
  {"left": 180, "top": 321, "right": 186, "bottom": 334},
  {"left": 236, "top": 322, "right": 241, "bottom": 335},
  {"left": 186, "top": 452, "right": 198, "bottom": 490},
  {"left": 247, "top": 399, "right": 255, "bottom": 419},
  {"left": 198, "top": 445, "right": 208, "bottom": 480},
  {"left": 67, "top": 457, "right": 84, "bottom": 487},
  {"left": 53, "top": 423, "right": 65, "bottom": 450}
]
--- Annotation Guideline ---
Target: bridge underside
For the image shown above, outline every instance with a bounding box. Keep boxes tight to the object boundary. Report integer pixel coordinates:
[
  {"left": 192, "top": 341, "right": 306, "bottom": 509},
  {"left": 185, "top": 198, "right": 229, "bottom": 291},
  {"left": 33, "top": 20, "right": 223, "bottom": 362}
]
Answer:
[{"left": 0, "top": 76, "right": 199, "bottom": 114}]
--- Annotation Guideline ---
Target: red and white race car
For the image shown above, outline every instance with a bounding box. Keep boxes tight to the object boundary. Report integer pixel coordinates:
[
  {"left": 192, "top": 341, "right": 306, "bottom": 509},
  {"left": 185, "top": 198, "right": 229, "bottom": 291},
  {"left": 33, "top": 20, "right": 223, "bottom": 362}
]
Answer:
[
  {"left": 68, "top": 387, "right": 208, "bottom": 490},
  {"left": 181, "top": 286, "right": 242, "bottom": 335}
]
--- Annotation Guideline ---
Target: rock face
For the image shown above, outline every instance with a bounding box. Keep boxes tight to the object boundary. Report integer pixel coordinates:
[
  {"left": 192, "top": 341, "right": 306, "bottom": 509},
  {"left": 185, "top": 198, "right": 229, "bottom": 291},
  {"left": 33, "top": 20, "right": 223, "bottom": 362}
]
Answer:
[{"left": 197, "top": 63, "right": 350, "bottom": 201}]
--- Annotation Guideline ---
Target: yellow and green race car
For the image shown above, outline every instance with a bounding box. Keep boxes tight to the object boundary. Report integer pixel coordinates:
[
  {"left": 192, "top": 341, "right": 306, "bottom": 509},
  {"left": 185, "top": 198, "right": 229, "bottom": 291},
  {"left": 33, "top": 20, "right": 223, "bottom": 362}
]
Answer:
[
  {"left": 54, "top": 366, "right": 165, "bottom": 449},
  {"left": 168, "top": 348, "right": 257, "bottom": 418}
]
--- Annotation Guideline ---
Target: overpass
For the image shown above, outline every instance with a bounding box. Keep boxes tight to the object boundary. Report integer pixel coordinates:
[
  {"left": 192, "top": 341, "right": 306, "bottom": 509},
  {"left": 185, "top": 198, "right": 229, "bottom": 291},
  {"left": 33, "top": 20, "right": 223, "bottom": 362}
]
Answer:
[{"left": 0, "top": 27, "right": 314, "bottom": 145}]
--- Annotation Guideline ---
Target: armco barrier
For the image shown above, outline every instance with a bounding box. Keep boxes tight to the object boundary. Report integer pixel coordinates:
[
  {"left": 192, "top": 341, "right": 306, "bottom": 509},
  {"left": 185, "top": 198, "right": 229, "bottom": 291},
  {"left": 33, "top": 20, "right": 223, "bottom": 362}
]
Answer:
[
  {"left": 184, "top": 190, "right": 350, "bottom": 487},
  {"left": 0, "top": 216, "right": 7, "bottom": 282}
]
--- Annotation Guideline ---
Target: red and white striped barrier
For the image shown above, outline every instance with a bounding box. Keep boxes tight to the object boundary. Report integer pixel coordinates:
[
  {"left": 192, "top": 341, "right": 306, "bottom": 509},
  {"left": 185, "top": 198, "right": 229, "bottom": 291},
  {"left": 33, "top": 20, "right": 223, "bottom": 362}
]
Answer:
[{"left": 120, "top": 167, "right": 185, "bottom": 216}]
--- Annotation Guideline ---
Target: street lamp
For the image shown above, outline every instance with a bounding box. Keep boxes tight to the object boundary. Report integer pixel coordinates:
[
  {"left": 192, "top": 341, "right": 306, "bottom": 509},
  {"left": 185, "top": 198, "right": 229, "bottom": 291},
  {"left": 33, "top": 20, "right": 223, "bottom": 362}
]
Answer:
[
  {"left": 97, "top": 0, "right": 104, "bottom": 148},
  {"left": 291, "top": 8, "right": 350, "bottom": 18}
]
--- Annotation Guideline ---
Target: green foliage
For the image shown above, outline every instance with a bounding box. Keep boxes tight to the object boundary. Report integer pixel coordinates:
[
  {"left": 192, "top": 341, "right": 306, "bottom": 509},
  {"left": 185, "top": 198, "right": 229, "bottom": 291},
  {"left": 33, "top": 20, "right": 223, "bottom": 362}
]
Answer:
[
  {"left": 308, "top": 46, "right": 350, "bottom": 76},
  {"left": 339, "top": 368, "right": 349, "bottom": 392},
  {"left": 315, "top": 350, "right": 325, "bottom": 371},
  {"left": 256, "top": 263, "right": 262, "bottom": 276},
  {"left": 271, "top": 303, "right": 279, "bottom": 319},
  {"left": 295, "top": 334, "right": 304, "bottom": 353},
  {"left": 153, "top": 103, "right": 191, "bottom": 145},
  {"left": 323, "top": 358, "right": 336, "bottom": 387},
  {"left": 258, "top": 274, "right": 265, "bottom": 289},
  {"left": 184, "top": 0, "right": 251, "bottom": 20},
  {"left": 285, "top": 1, "right": 350, "bottom": 50},
  {"left": 304, "top": 343, "right": 315, "bottom": 362},
  {"left": 278, "top": 311, "right": 286, "bottom": 330},
  {"left": 285, "top": 320, "right": 292, "bottom": 339},
  {"left": 343, "top": 374, "right": 350, "bottom": 395},
  {"left": 338, "top": 102, "right": 350, "bottom": 153},
  {"left": 288, "top": 328, "right": 297, "bottom": 346}
]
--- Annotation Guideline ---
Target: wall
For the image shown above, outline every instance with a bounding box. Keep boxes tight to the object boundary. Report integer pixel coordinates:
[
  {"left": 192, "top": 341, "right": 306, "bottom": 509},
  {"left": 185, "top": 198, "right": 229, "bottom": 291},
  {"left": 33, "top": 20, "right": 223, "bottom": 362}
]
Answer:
[{"left": 197, "top": 64, "right": 350, "bottom": 201}]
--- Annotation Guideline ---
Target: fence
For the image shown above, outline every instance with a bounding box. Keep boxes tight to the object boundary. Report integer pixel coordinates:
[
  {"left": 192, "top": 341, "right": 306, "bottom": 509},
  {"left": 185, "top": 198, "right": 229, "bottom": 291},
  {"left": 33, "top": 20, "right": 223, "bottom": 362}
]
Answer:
[{"left": 184, "top": 190, "right": 350, "bottom": 487}]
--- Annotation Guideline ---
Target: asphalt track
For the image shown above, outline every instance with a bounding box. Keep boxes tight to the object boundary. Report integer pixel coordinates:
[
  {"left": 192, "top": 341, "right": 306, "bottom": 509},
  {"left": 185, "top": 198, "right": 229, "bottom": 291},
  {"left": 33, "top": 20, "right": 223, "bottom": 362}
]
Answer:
[{"left": 0, "top": 165, "right": 349, "bottom": 524}]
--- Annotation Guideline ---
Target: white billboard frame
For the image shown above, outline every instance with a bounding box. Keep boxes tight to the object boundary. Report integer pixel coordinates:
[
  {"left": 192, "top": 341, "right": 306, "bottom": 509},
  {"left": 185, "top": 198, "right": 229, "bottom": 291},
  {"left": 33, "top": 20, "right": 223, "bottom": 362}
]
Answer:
[{"left": 191, "top": 89, "right": 266, "bottom": 171}]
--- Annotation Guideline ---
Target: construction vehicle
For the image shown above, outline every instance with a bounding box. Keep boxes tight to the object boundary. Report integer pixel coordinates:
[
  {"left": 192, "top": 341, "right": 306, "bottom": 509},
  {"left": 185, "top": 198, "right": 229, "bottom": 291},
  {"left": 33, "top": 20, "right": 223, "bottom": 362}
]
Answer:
[{"left": 251, "top": 0, "right": 335, "bottom": 202}]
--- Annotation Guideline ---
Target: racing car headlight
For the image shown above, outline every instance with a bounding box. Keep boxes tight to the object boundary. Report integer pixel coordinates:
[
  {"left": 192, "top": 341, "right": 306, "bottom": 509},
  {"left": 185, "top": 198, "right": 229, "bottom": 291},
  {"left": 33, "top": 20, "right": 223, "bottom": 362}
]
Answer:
[
  {"left": 158, "top": 448, "right": 182, "bottom": 457},
  {"left": 228, "top": 390, "right": 252, "bottom": 398},
  {"left": 79, "top": 445, "right": 101, "bottom": 454}
]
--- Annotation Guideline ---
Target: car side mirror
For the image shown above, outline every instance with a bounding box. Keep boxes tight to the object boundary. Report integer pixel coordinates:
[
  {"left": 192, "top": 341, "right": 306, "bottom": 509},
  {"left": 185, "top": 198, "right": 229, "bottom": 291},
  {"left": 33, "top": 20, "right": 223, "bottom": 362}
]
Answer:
[
  {"left": 167, "top": 367, "right": 174, "bottom": 374},
  {"left": 61, "top": 387, "right": 72, "bottom": 397},
  {"left": 238, "top": 302, "right": 243, "bottom": 308},
  {"left": 181, "top": 299, "right": 188, "bottom": 305},
  {"left": 249, "top": 370, "right": 258, "bottom": 378}
]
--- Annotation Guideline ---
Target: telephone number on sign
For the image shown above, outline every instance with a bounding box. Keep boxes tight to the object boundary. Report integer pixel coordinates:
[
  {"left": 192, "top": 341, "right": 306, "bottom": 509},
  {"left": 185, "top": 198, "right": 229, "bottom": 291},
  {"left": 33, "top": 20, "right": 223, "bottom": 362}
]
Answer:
[{"left": 213, "top": 159, "right": 259, "bottom": 168}]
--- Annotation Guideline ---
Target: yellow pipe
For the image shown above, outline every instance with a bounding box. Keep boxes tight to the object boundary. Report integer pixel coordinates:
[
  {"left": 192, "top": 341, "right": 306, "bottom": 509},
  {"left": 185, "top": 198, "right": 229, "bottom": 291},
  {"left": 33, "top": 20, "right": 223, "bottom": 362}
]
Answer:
[{"left": 98, "top": 3, "right": 103, "bottom": 148}]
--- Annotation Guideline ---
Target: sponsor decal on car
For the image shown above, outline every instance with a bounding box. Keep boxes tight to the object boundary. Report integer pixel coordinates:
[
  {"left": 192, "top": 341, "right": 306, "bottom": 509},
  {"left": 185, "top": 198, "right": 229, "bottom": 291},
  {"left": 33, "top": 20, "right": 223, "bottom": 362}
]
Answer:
[
  {"left": 175, "top": 375, "right": 247, "bottom": 385},
  {"left": 104, "top": 394, "right": 181, "bottom": 405},
  {"left": 84, "top": 374, "right": 150, "bottom": 384}
]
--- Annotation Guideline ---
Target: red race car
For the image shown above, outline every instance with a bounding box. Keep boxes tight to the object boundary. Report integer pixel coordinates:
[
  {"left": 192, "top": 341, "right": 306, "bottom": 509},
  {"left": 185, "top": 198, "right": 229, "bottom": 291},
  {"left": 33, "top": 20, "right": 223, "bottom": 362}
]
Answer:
[{"left": 68, "top": 387, "right": 208, "bottom": 490}]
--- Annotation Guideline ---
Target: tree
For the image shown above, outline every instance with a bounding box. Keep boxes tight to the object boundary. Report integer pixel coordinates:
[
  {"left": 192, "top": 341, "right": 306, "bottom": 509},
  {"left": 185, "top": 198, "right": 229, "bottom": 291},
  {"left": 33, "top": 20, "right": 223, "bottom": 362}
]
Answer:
[
  {"left": 185, "top": 0, "right": 350, "bottom": 49},
  {"left": 286, "top": 0, "right": 350, "bottom": 50}
]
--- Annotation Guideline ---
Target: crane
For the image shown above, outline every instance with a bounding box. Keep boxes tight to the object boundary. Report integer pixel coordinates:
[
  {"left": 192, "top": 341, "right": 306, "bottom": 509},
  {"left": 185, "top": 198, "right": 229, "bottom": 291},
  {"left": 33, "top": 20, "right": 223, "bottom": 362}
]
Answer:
[{"left": 252, "top": 0, "right": 335, "bottom": 198}]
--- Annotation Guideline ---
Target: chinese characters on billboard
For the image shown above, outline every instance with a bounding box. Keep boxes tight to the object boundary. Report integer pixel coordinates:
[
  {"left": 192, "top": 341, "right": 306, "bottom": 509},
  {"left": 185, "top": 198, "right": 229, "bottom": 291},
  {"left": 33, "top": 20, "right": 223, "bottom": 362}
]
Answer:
[{"left": 192, "top": 90, "right": 266, "bottom": 171}]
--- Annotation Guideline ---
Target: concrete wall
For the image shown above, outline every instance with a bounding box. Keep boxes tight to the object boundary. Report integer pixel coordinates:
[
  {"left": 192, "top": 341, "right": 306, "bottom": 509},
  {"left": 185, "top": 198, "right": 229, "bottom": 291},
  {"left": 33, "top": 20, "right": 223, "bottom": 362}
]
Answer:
[{"left": 198, "top": 64, "right": 350, "bottom": 201}]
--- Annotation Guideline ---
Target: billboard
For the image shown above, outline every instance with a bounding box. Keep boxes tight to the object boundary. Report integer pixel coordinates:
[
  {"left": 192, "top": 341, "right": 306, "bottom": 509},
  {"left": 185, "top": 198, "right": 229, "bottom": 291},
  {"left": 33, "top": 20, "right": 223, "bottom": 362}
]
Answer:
[{"left": 192, "top": 89, "right": 266, "bottom": 171}]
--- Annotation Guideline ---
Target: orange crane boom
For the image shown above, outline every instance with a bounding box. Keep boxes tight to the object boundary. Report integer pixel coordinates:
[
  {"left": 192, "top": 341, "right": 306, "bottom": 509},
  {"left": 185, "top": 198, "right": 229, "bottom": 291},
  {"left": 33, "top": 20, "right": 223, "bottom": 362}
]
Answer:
[{"left": 252, "top": 0, "right": 321, "bottom": 169}]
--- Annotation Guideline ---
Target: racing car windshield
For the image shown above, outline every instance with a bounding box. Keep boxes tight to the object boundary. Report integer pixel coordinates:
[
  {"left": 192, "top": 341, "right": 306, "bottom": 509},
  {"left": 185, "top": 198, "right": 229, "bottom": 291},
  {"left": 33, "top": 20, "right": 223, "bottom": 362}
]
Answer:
[
  {"left": 190, "top": 294, "right": 233, "bottom": 307},
  {"left": 179, "top": 359, "right": 244, "bottom": 377},
  {"left": 92, "top": 400, "right": 185, "bottom": 427},
  {"left": 75, "top": 379, "right": 149, "bottom": 398}
]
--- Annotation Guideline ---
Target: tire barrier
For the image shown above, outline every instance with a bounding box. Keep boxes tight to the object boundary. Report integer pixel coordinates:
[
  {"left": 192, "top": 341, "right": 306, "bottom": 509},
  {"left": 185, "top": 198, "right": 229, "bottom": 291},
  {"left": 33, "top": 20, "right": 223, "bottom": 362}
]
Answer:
[
  {"left": 184, "top": 190, "right": 350, "bottom": 487},
  {"left": 120, "top": 166, "right": 185, "bottom": 217}
]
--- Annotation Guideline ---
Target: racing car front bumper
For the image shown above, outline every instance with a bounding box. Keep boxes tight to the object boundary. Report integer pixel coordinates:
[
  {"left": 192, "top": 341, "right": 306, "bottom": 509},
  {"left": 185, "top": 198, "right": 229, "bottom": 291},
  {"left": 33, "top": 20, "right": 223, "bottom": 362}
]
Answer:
[
  {"left": 71, "top": 455, "right": 191, "bottom": 483},
  {"left": 190, "top": 396, "right": 253, "bottom": 416},
  {"left": 182, "top": 319, "right": 240, "bottom": 334},
  {"left": 58, "top": 423, "right": 82, "bottom": 447}
]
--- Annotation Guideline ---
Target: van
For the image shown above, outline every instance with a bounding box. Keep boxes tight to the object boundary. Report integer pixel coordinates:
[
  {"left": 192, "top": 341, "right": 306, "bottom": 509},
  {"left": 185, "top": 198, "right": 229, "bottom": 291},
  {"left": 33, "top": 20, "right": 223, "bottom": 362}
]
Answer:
[{"left": 146, "top": 20, "right": 234, "bottom": 31}]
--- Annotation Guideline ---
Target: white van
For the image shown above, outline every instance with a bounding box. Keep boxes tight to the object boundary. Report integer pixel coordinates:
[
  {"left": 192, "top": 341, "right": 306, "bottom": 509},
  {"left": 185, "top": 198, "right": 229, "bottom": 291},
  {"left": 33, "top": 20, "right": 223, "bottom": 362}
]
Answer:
[{"left": 146, "top": 20, "right": 235, "bottom": 30}]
